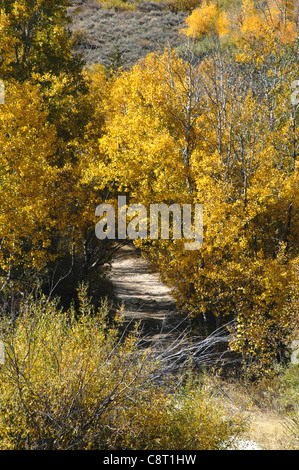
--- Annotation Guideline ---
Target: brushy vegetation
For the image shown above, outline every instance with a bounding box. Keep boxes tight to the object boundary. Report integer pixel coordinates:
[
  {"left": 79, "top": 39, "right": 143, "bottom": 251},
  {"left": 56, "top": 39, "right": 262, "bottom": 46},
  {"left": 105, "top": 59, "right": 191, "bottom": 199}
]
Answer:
[
  {"left": 94, "top": 0, "right": 200, "bottom": 12},
  {"left": 69, "top": 0, "right": 189, "bottom": 67},
  {"left": 0, "top": 0, "right": 298, "bottom": 450},
  {"left": 234, "top": 363, "right": 299, "bottom": 449},
  {"left": 0, "top": 285, "right": 244, "bottom": 450},
  {"left": 276, "top": 365, "right": 299, "bottom": 447}
]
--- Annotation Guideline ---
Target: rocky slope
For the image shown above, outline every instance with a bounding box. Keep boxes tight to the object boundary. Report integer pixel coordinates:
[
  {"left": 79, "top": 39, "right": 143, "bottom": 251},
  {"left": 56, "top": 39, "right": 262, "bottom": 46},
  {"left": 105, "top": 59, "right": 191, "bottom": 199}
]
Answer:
[{"left": 69, "top": 0, "right": 188, "bottom": 68}]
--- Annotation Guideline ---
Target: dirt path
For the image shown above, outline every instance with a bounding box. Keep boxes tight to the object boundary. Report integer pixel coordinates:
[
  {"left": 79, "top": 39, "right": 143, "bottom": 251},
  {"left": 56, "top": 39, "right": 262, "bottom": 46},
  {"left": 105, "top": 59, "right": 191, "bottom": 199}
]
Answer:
[{"left": 108, "top": 244, "right": 185, "bottom": 344}]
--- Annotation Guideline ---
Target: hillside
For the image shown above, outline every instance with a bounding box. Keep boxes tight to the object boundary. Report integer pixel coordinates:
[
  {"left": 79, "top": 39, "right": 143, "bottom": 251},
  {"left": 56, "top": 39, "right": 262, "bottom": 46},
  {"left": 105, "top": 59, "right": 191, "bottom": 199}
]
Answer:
[{"left": 68, "top": 0, "right": 188, "bottom": 68}]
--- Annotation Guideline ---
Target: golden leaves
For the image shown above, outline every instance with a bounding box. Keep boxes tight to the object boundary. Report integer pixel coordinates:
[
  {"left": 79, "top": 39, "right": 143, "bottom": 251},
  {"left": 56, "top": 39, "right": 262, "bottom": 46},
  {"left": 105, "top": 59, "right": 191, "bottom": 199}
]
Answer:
[
  {"left": 180, "top": 0, "right": 230, "bottom": 40},
  {"left": 93, "top": 29, "right": 299, "bottom": 370},
  {"left": 0, "top": 80, "right": 58, "bottom": 270}
]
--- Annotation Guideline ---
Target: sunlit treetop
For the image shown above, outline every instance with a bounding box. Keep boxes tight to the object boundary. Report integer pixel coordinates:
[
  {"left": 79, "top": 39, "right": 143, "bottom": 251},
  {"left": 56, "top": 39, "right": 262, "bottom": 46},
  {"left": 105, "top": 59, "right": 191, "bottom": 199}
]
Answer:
[
  {"left": 180, "top": 0, "right": 230, "bottom": 39},
  {"left": 180, "top": 0, "right": 298, "bottom": 53}
]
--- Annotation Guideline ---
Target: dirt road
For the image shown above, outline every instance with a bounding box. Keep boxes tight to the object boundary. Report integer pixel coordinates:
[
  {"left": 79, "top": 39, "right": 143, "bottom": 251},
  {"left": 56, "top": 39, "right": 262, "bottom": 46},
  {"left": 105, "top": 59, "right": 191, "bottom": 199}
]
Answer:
[{"left": 108, "top": 244, "right": 186, "bottom": 344}]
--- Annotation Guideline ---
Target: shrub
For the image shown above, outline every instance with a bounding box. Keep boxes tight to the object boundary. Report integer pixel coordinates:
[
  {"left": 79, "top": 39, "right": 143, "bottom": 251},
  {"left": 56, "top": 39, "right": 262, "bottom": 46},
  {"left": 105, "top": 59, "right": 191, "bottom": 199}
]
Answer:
[
  {"left": 0, "top": 285, "right": 243, "bottom": 450},
  {"left": 136, "top": 382, "right": 245, "bottom": 450},
  {"left": 167, "top": 0, "right": 201, "bottom": 13},
  {"left": 277, "top": 365, "right": 299, "bottom": 448},
  {"left": 277, "top": 364, "right": 299, "bottom": 414}
]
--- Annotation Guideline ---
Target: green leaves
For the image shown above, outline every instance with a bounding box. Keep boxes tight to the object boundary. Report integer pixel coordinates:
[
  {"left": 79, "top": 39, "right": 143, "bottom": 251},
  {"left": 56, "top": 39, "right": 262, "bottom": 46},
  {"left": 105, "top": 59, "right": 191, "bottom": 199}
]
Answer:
[{"left": 0, "top": 0, "right": 81, "bottom": 81}]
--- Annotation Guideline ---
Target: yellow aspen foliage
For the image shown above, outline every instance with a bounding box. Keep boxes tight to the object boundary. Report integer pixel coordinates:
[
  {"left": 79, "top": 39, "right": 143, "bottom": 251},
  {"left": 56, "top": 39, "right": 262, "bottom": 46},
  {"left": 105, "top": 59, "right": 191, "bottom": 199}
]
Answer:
[
  {"left": 0, "top": 1, "right": 112, "bottom": 301},
  {"left": 0, "top": 73, "right": 109, "bottom": 297},
  {"left": 97, "top": 45, "right": 298, "bottom": 371},
  {"left": 95, "top": 50, "right": 197, "bottom": 205},
  {"left": 0, "top": 0, "right": 296, "bottom": 377},
  {"left": 261, "top": 0, "right": 297, "bottom": 44},
  {"left": 235, "top": 0, "right": 298, "bottom": 64},
  {"left": 181, "top": 0, "right": 298, "bottom": 66},
  {"left": 180, "top": 0, "right": 231, "bottom": 39},
  {"left": 0, "top": 80, "right": 58, "bottom": 273},
  {"left": 239, "top": 0, "right": 265, "bottom": 40}
]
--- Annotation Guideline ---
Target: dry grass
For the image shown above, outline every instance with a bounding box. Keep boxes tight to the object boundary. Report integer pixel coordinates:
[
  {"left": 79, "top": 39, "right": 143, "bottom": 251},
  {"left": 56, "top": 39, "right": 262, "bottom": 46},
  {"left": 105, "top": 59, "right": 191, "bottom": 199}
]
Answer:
[
  {"left": 247, "top": 411, "right": 292, "bottom": 450},
  {"left": 211, "top": 373, "right": 299, "bottom": 450}
]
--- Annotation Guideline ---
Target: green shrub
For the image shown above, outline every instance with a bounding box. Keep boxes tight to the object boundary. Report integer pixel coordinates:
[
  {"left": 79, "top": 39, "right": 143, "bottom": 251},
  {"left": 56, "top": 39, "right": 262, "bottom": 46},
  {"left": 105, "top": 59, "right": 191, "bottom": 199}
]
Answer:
[
  {"left": 278, "top": 364, "right": 299, "bottom": 445},
  {"left": 278, "top": 364, "right": 299, "bottom": 410},
  {"left": 0, "top": 285, "right": 243, "bottom": 449}
]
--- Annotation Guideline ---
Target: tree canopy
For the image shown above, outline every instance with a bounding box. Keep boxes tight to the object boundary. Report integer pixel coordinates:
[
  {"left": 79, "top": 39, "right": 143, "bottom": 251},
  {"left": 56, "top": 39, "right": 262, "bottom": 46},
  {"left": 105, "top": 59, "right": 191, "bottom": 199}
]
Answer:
[{"left": 0, "top": 0, "right": 298, "bottom": 374}]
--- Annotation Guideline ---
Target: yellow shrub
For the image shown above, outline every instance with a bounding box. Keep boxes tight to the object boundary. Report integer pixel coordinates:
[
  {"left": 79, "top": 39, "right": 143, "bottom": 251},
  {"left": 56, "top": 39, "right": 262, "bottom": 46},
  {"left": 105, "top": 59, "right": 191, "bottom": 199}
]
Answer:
[{"left": 0, "top": 285, "right": 243, "bottom": 449}]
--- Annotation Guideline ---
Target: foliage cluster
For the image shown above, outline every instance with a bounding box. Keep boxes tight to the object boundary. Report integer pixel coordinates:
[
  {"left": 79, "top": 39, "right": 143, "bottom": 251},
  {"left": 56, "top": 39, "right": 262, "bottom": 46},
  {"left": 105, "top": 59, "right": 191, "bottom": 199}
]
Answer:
[
  {"left": 239, "top": 363, "right": 299, "bottom": 447},
  {"left": 0, "top": 285, "right": 243, "bottom": 450},
  {"left": 278, "top": 364, "right": 299, "bottom": 446},
  {"left": 0, "top": 0, "right": 118, "bottom": 311},
  {"left": 85, "top": 0, "right": 299, "bottom": 375},
  {"left": 0, "top": 0, "right": 298, "bottom": 391}
]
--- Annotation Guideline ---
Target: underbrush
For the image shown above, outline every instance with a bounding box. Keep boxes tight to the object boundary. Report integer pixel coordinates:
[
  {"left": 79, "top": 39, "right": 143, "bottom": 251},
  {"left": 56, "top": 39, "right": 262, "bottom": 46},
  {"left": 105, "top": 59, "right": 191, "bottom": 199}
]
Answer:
[
  {"left": 94, "top": 0, "right": 199, "bottom": 12},
  {"left": 207, "top": 364, "right": 299, "bottom": 449},
  {"left": 0, "top": 285, "right": 244, "bottom": 450}
]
